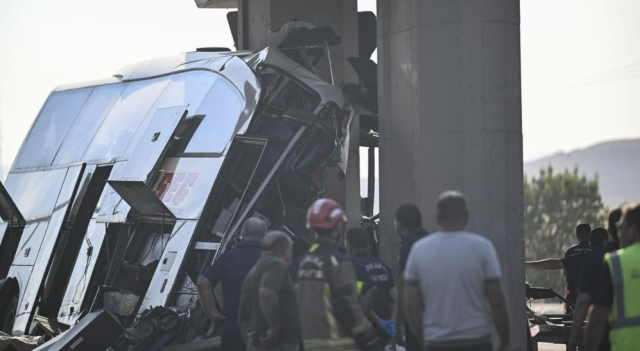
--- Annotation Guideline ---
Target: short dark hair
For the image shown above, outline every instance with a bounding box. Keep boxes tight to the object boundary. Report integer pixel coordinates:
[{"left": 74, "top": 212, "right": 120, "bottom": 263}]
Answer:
[
  {"left": 576, "top": 223, "right": 591, "bottom": 242},
  {"left": 437, "top": 191, "right": 468, "bottom": 222},
  {"left": 346, "top": 227, "right": 369, "bottom": 250},
  {"left": 263, "top": 231, "right": 292, "bottom": 252},
  {"left": 395, "top": 204, "right": 422, "bottom": 230},
  {"left": 589, "top": 227, "right": 608, "bottom": 246},
  {"left": 622, "top": 204, "right": 640, "bottom": 233},
  {"left": 608, "top": 208, "right": 623, "bottom": 239}
]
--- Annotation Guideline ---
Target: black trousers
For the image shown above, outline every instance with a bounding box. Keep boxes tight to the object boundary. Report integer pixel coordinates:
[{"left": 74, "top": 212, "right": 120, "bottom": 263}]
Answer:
[
  {"left": 221, "top": 332, "right": 246, "bottom": 351},
  {"left": 405, "top": 325, "right": 422, "bottom": 351}
]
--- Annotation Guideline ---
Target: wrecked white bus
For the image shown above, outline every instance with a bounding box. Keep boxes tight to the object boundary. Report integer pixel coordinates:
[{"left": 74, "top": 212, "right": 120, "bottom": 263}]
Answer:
[{"left": 0, "top": 22, "right": 374, "bottom": 349}]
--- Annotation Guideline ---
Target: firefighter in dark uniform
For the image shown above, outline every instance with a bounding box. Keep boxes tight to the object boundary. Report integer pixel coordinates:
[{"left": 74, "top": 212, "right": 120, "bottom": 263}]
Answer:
[{"left": 291, "top": 199, "right": 381, "bottom": 351}]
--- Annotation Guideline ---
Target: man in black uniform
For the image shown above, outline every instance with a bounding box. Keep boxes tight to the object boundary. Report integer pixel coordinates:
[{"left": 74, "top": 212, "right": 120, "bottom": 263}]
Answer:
[
  {"left": 564, "top": 223, "right": 591, "bottom": 313},
  {"left": 568, "top": 210, "right": 623, "bottom": 351},
  {"left": 563, "top": 224, "right": 592, "bottom": 309},
  {"left": 347, "top": 227, "right": 398, "bottom": 347},
  {"left": 565, "top": 223, "right": 593, "bottom": 258},
  {"left": 527, "top": 223, "right": 592, "bottom": 312},
  {"left": 395, "top": 204, "right": 428, "bottom": 350},
  {"left": 197, "top": 218, "right": 267, "bottom": 351}
]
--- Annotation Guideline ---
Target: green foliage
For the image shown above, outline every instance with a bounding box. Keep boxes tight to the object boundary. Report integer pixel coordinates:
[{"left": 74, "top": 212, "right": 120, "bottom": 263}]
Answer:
[{"left": 524, "top": 166, "right": 606, "bottom": 294}]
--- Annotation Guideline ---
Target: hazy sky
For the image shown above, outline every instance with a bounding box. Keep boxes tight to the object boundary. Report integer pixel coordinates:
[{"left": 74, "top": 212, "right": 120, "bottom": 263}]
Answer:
[{"left": 1, "top": 0, "right": 640, "bottom": 181}]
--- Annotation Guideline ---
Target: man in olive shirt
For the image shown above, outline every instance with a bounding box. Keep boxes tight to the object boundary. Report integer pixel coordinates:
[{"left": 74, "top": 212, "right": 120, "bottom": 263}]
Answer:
[{"left": 239, "top": 231, "right": 301, "bottom": 351}]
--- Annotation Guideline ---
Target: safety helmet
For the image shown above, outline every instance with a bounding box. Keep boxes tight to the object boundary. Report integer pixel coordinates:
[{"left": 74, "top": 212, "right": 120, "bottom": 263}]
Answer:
[{"left": 306, "top": 198, "right": 347, "bottom": 229}]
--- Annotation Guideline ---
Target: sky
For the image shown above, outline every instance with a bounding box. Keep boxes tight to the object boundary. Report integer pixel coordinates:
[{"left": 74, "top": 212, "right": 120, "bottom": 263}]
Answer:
[{"left": 1, "top": 0, "right": 640, "bottom": 182}]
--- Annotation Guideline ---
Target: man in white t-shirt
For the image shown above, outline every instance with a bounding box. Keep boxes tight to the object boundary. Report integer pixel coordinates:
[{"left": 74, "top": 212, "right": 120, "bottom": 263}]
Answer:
[{"left": 404, "top": 191, "right": 510, "bottom": 351}]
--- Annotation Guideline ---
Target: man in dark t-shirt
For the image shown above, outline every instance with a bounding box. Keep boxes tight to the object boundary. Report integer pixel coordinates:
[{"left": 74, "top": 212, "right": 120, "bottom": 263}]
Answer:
[
  {"left": 527, "top": 223, "right": 592, "bottom": 312},
  {"left": 197, "top": 218, "right": 266, "bottom": 351},
  {"left": 565, "top": 223, "right": 593, "bottom": 258},
  {"left": 395, "top": 204, "right": 428, "bottom": 351},
  {"left": 564, "top": 223, "right": 592, "bottom": 306},
  {"left": 568, "top": 220, "right": 621, "bottom": 351},
  {"left": 239, "top": 231, "right": 301, "bottom": 350},
  {"left": 347, "top": 227, "right": 398, "bottom": 346}
]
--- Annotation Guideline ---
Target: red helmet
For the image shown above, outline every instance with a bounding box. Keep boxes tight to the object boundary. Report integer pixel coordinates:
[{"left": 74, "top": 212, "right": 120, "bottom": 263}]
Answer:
[{"left": 306, "top": 198, "right": 347, "bottom": 229}]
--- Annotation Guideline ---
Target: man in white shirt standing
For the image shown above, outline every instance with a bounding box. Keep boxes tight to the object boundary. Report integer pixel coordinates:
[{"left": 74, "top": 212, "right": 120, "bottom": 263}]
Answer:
[{"left": 404, "top": 191, "right": 510, "bottom": 351}]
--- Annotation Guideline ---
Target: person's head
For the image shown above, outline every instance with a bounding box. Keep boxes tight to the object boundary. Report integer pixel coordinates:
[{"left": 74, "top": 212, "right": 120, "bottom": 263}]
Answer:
[
  {"left": 619, "top": 203, "right": 640, "bottom": 248},
  {"left": 589, "top": 227, "right": 608, "bottom": 247},
  {"left": 240, "top": 217, "right": 267, "bottom": 241},
  {"left": 346, "top": 227, "right": 369, "bottom": 255},
  {"left": 307, "top": 198, "right": 347, "bottom": 247},
  {"left": 263, "top": 231, "right": 293, "bottom": 263},
  {"left": 575, "top": 223, "right": 591, "bottom": 243},
  {"left": 607, "top": 208, "right": 623, "bottom": 241},
  {"left": 436, "top": 191, "right": 469, "bottom": 231},
  {"left": 395, "top": 204, "right": 422, "bottom": 239}
]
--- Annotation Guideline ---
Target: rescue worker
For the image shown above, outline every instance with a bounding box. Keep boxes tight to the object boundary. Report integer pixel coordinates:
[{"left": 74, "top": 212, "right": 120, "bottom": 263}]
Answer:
[
  {"left": 346, "top": 227, "right": 398, "bottom": 347},
  {"left": 196, "top": 218, "right": 266, "bottom": 351},
  {"left": 394, "top": 204, "right": 429, "bottom": 350},
  {"left": 568, "top": 209, "right": 623, "bottom": 351},
  {"left": 291, "top": 198, "right": 381, "bottom": 351},
  {"left": 239, "top": 231, "right": 301, "bottom": 351},
  {"left": 564, "top": 223, "right": 593, "bottom": 309},
  {"left": 585, "top": 203, "right": 640, "bottom": 351},
  {"left": 526, "top": 224, "right": 595, "bottom": 313}
]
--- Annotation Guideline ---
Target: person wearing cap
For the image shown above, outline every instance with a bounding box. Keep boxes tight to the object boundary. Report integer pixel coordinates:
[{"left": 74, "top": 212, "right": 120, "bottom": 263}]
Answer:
[{"left": 291, "top": 198, "right": 381, "bottom": 351}]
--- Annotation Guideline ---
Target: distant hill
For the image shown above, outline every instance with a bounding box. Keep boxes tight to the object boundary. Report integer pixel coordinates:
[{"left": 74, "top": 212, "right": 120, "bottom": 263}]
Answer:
[{"left": 524, "top": 139, "right": 640, "bottom": 208}]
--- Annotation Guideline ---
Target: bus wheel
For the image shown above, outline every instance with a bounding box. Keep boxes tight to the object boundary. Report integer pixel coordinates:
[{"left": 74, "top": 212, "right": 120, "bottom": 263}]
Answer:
[{"left": 0, "top": 294, "right": 18, "bottom": 334}]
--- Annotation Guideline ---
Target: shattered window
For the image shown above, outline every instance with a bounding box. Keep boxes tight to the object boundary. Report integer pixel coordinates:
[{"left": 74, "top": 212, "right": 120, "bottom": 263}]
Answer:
[
  {"left": 270, "top": 82, "right": 320, "bottom": 113},
  {"left": 185, "top": 78, "right": 244, "bottom": 154},
  {"left": 14, "top": 88, "right": 92, "bottom": 170}
]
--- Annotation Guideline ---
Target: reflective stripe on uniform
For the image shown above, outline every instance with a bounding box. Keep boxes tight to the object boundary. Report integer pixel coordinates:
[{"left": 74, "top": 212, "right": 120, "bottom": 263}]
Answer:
[
  {"left": 323, "top": 283, "right": 339, "bottom": 340},
  {"left": 303, "top": 337, "right": 358, "bottom": 350},
  {"left": 609, "top": 252, "right": 640, "bottom": 329}
]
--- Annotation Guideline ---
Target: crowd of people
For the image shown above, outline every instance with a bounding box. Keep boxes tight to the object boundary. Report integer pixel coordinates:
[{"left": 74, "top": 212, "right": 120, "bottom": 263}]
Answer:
[
  {"left": 526, "top": 204, "right": 640, "bottom": 351},
  {"left": 196, "top": 191, "right": 640, "bottom": 351}
]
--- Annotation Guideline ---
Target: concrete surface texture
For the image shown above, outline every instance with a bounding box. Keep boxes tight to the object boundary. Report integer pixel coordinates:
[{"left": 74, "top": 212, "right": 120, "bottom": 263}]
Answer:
[
  {"left": 238, "top": 0, "right": 362, "bottom": 228},
  {"left": 376, "top": 0, "right": 526, "bottom": 349}
]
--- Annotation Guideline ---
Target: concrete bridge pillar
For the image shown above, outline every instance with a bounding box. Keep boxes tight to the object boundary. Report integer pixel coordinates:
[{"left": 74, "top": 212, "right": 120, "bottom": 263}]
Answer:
[{"left": 376, "top": 1, "right": 526, "bottom": 348}]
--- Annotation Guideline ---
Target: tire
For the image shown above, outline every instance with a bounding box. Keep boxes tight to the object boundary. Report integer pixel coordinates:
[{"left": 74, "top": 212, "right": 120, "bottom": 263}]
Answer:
[{"left": 0, "top": 294, "right": 18, "bottom": 334}]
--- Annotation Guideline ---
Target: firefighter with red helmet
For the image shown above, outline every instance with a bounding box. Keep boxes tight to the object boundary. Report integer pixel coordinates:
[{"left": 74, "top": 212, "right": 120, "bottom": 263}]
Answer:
[{"left": 292, "top": 198, "right": 381, "bottom": 351}]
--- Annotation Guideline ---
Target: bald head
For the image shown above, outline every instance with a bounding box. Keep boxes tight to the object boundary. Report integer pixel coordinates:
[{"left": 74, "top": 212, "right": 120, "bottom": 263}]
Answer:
[
  {"left": 437, "top": 191, "right": 469, "bottom": 230},
  {"left": 263, "top": 231, "right": 293, "bottom": 262},
  {"left": 241, "top": 217, "right": 267, "bottom": 241}
]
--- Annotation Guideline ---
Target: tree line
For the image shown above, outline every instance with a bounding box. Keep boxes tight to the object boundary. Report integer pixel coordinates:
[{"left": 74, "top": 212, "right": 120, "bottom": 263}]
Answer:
[{"left": 524, "top": 166, "right": 607, "bottom": 294}]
